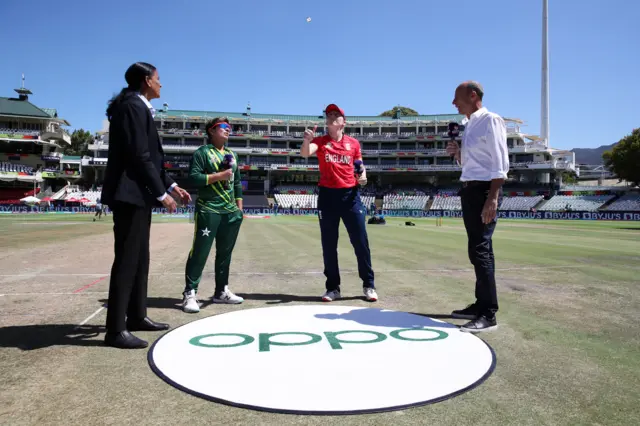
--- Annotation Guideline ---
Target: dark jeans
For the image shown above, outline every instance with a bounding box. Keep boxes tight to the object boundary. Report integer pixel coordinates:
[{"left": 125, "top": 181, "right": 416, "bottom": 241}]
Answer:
[
  {"left": 460, "top": 182, "right": 499, "bottom": 317},
  {"left": 317, "top": 186, "right": 375, "bottom": 292}
]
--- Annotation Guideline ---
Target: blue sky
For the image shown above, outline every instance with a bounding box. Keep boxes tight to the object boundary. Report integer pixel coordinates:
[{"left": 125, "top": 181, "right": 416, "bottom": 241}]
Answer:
[{"left": 0, "top": 0, "right": 637, "bottom": 150}]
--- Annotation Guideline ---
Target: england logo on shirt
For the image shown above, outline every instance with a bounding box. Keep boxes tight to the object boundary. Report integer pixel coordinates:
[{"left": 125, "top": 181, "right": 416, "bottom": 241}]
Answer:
[{"left": 345, "top": 143, "right": 351, "bottom": 150}]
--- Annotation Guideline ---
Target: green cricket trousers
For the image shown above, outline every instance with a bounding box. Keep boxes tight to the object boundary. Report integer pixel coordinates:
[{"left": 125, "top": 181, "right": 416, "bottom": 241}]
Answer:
[{"left": 184, "top": 208, "right": 243, "bottom": 296}]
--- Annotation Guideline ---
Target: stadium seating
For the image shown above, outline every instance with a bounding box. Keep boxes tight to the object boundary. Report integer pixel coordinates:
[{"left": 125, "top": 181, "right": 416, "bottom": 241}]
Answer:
[
  {"left": 0, "top": 128, "right": 40, "bottom": 136},
  {"left": 63, "top": 190, "right": 101, "bottom": 203},
  {"left": 273, "top": 193, "right": 317, "bottom": 208},
  {"left": 538, "top": 195, "right": 615, "bottom": 212},
  {"left": 430, "top": 196, "right": 462, "bottom": 211},
  {"left": 382, "top": 194, "right": 429, "bottom": 210},
  {"left": 273, "top": 185, "right": 317, "bottom": 194},
  {"left": 560, "top": 185, "right": 624, "bottom": 192},
  {"left": 499, "top": 196, "right": 544, "bottom": 211},
  {"left": 0, "top": 162, "right": 35, "bottom": 175},
  {"left": 242, "top": 194, "right": 270, "bottom": 207},
  {"left": 360, "top": 195, "right": 376, "bottom": 209},
  {"left": 604, "top": 194, "right": 640, "bottom": 211}
]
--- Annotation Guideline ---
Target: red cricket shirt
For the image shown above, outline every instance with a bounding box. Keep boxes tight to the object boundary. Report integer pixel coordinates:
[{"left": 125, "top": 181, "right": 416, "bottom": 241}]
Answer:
[{"left": 314, "top": 134, "right": 362, "bottom": 189}]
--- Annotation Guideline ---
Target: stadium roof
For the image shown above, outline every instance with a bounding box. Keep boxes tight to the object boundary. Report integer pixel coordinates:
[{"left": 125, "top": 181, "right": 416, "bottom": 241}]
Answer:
[
  {"left": 41, "top": 108, "right": 57, "bottom": 118},
  {"left": 0, "top": 97, "right": 52, "bottom": 119},
  {"left": 157, "top": 109, "right": 465, "bottom": 123}
]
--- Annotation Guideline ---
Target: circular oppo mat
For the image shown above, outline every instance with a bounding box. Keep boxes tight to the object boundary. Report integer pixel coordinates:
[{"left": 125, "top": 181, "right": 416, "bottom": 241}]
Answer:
[{"left": 148, "top": 305, "right": 495, "bottom": 415}]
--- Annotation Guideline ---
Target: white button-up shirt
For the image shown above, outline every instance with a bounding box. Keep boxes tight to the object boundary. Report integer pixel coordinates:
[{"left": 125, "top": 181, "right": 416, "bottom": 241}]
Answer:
[
  {"left": 138, "top": 94, "right": 156, "bottom": 117},
  {"left": 459, "top": 107, "right": 509, "bottom": 182}
]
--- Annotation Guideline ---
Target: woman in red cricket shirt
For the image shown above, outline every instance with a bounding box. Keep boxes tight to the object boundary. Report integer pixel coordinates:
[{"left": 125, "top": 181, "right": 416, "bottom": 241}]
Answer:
[{"left": 301, "top": 104, "right": 377, "bottom": 302}]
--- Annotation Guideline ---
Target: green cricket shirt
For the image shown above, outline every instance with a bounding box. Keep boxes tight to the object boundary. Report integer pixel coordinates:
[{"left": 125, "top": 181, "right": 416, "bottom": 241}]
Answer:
[{"left": 188, "top": 145, "right": 243, "bottom": 214}]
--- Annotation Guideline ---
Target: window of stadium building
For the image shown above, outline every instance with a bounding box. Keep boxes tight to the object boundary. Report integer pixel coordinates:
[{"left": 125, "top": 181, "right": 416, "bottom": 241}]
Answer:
[
  {"left": 0, "top": 142, "right": 43, "bottom": 154},
  {"left": 515, "top": 154, "right": 534, "bottom": 162},
  {"left": 228, "top": 141, "right": 247, "bottom": 148}
]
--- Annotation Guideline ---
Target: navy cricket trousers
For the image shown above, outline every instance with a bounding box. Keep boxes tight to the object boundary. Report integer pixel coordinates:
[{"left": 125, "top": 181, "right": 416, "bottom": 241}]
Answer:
[{"left": 317, "top": 186, "right": 375, "bottom": 292}]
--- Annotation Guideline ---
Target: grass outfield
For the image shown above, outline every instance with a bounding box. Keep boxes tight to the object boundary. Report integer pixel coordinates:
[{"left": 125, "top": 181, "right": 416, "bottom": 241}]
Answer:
[{"left": 0, "top": 213, "right": 638, "bottom": 425}]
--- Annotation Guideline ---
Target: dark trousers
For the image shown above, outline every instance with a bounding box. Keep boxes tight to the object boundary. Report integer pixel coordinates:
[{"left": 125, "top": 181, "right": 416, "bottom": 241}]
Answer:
[
  {"left": 317, "top": 186, "right": 374, "bottom": 292},
  {"left": 106, "top": 202, "right": 152, "bottom": 333},
  {"left": 460, "top": 182, "right": 499, "bottom": 317},
  {"left": 184, "top": 208, "right": 243, "bottom": 295}
]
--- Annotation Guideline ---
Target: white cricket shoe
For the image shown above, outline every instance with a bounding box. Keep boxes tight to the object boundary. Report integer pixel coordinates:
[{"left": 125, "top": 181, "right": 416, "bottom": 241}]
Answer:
[
  {"left": 182, "top": 290, "right": 200, "bottom": 313},
  {"left": 321, "top": 290, "right": 341, "bottom": 302},
  {"left": 363, "top": 287, "right": 378, "bottom": 302},
  {"left": 212, "top": 286, "right": 244, "bottom": 304}
]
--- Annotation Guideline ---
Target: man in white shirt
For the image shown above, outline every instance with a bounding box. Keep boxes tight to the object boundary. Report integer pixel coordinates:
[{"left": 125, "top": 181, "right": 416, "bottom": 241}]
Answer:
[{"left": 446, "top": 81, "right": 509, "bottom": 333}]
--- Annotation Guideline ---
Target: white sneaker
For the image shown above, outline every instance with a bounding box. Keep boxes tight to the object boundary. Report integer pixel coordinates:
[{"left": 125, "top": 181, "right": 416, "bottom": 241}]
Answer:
[
  {"left": 322, "top": 290, "right": 341, "bottom": 302},
  {"left": 182, "top": 290, "right": 200, "bottom": 313},
  {"left": 363, "top": 287, "right": 378, "bottom": 302},
  {"left": 212, "top": 286, "right": 244, "bottom": 304}
]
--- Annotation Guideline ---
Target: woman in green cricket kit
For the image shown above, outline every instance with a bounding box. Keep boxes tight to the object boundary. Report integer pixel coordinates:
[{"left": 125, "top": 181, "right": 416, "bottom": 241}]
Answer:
[{"left": 182, "top": 117, "right": 244, "bottom": 313}]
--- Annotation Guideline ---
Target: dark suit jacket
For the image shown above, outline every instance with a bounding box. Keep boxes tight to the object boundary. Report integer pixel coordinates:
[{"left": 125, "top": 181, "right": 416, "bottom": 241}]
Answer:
[{"left": 101, "top": 92, "right": 174, "bottom": 207}]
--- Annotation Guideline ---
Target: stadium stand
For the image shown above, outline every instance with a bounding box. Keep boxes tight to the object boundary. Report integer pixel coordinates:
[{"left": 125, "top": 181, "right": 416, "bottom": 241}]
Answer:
[
  {"left": 273, "top": 184, "right": 316, "bottom": 194},
  {"left": 242, "top": 194, "right": 270, "bottom": 207},
  {"left": 538, "top": 195, "right": 615, "bottom": 212},
  {"left": 0, "top": 187, "right": 39, "bottom": 203},
  {"left": 499, "top": 195, "right": 544, "bottom": 211},
  {"left": 430, "top": 195, "right": 462, "bottom": 211},
  {"left": 382, "top": 193, "right": 429, "bottom": 210},
  {"left": 273, "top": 193, "right": 317, "bottom": 208},
  {"left": 0, "top": 162, "right": 35, "bottom": 175},
  {"left": 604, "top": 193, "right": 640, "bottom": 211},
  {"left": 63, "top": 189, "right": 101, "bottom": 203}
]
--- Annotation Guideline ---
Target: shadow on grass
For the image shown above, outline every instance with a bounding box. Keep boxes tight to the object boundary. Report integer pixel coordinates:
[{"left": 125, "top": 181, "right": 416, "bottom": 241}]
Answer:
[
  {"left": 235, "top": 293, "right": 365, "bottom": 304},
  {"left": 0, "top": 324, "right": 106, "bottom": 350}
]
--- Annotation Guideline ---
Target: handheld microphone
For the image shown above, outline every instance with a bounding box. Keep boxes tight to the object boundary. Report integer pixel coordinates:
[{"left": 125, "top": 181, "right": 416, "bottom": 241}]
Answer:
[
  {"left": 354, "top": 159, "right": 363, "bottom": 175},
  {"left": 447, "top": 122, "right": 460, "bottom": 141},
  {"left": 221, "top": 153, "right": 235, "bottom": 190},
  {"left": 354, "top": 159, "right": 364, "bottom": 187}
]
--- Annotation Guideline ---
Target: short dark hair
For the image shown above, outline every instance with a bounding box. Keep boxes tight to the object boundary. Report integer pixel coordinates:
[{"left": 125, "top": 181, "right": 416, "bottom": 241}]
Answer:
[
  {"left": 465, "top": 81, "right": 484, "bottom": 100},
  {"left": 205, "top": 116, "right": 230, "bottom": 140}
]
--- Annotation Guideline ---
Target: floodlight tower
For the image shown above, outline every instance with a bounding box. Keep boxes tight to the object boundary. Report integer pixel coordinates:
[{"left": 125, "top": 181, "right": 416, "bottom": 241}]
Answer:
[{"left": 541, "top": 0, "right": 550, "bottom": 148}]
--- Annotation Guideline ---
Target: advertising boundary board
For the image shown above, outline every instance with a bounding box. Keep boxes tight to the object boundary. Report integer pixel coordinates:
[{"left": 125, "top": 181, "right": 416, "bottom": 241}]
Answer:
[
  {"left": 147, "top": 305, "right": 497, "bottom": 416},
  {"left": 1, "top": 204, "right": 639, "bottom": 221}
]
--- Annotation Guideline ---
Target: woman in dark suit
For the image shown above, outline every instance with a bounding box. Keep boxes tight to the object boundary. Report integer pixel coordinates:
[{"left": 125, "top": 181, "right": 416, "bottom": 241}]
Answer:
[{"left": 102, "top": 62, "right": 190, "bottom": 349}]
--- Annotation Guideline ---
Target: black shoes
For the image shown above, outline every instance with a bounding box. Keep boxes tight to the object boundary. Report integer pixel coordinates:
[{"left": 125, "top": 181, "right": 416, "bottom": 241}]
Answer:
[
  {"left": 126, "top": 316, "right": 170, "bottom": 332},
  {"left": 104, "top": 331, "right": 148, "bottom": 349},
  {"left": 460, "top": 315, "right": 497, "bottom": 333},
  {"left": 452, "top": 303, "right": 498, "bottom": 333},
  {"left": 105, "top": 317, "right": 170, "bottom": 349},
  {"left": 451, "top": 303, "right": 481, "bottom": 320}
]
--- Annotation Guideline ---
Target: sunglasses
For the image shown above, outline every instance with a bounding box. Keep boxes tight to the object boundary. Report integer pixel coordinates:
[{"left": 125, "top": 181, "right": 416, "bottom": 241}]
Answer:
[{"left": 213, "top": 123, "right": 231, "bottom": 131}]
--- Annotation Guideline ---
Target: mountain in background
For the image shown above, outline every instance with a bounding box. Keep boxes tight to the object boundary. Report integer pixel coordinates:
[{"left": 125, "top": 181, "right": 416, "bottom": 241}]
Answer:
[{"left": 570, "top": 143, "right": 616, "bottom": 165}]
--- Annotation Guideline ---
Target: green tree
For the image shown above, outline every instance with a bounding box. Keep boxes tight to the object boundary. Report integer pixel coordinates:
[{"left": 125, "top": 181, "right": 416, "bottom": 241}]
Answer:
[
  {"left": 602, "top": 128, "right": 640, "bottom": 186},
  {"left": 63, "top": 129, "right": 93, "bottom": 156},
  {"left": 379, "top": 106, "right": 419, "bottom": 118},
  {"left": 560, "top": 171, "right": 578, "bottom": 184}
]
